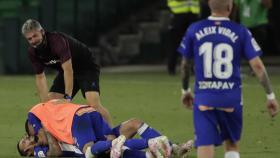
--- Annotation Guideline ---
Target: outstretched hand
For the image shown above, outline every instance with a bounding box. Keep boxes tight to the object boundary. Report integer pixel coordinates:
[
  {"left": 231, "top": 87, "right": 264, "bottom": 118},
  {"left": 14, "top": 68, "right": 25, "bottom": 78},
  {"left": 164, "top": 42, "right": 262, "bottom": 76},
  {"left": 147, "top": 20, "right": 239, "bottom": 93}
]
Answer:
[
  {"left": 181, "top": 92, "right": 194, "bottom": 109},
  {"left": 266, "top": 99, "right": 279, "bottom": 118}
]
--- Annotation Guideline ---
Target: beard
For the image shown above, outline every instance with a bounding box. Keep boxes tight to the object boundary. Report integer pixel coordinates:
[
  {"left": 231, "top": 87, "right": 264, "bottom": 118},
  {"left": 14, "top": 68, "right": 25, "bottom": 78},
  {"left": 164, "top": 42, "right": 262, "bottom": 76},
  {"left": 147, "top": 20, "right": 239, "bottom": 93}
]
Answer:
[{"left": 34, "top": 34, "right": 47, "bottom": 49}]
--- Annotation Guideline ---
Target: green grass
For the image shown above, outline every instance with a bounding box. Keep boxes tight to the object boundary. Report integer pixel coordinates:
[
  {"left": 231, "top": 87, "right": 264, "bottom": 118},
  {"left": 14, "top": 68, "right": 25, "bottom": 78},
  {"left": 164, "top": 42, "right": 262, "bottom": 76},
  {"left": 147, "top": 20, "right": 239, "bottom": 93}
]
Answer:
[{"left": 0, "top": 72, "right": 280, "bottom": 157}]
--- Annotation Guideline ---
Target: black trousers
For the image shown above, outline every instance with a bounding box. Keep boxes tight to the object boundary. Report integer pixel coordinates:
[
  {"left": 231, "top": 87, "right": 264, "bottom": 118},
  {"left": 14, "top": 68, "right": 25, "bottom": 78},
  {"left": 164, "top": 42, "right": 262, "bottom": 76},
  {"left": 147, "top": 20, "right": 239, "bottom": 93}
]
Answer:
[
  {"left": 249, "top": 24, "right": 269, "bottom": 55},
  {"left": 167, "top": 13, "right": 198, "bottom": 74}
]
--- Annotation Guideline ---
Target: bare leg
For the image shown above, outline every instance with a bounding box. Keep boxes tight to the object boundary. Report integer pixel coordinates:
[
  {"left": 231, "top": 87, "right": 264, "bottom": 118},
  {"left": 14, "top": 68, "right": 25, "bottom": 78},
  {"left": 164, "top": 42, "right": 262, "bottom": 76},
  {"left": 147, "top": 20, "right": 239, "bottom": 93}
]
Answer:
[
  {"left": 118, "top": 118, "right": 144, "bottom": 138},
  {"left": 85, "top": 91, "right": 113, "bottom": 126},
  {"left": 197, "top": 145, "right": 215, "bottom": 158},
  {"left": 224, "top": 140, "right": 240, "bottom": 158}
]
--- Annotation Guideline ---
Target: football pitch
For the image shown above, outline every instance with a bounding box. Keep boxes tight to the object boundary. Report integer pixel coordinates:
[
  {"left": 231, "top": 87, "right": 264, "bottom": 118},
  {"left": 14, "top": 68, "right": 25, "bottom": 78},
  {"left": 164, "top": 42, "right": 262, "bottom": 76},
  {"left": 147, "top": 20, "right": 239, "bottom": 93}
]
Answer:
[{"left": 0, "top": 70, "right": 279, "bottom": 158}]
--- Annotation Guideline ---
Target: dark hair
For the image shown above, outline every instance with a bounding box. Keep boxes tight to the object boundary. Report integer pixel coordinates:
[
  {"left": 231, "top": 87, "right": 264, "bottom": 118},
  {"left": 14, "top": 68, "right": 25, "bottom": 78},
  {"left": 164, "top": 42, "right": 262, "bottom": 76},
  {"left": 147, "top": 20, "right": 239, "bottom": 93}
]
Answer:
[
  {"left": 17, "top": 141, "right": 28, "bottom": 156},
  {"left": 25, "top": 119, "right": 30, "bottom": 136}
]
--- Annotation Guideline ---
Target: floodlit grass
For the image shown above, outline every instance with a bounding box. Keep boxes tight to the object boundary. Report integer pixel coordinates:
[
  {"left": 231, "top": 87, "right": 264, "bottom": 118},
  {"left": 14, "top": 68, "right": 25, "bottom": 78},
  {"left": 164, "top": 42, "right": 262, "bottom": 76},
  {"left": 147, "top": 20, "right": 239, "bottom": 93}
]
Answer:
[{"left": 0, "top": 71, "right": 279, "bottom": 157}]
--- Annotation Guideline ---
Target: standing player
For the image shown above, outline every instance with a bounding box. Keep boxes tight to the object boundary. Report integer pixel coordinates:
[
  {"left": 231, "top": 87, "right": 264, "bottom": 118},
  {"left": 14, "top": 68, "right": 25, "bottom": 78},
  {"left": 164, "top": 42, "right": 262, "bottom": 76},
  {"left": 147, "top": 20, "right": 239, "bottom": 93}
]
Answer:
[
  {"left": 178, "top": 0, "right": 279, "bottom": 158},
  {"left": 21, "top": 19, "right": 112, "bottom": 126}
]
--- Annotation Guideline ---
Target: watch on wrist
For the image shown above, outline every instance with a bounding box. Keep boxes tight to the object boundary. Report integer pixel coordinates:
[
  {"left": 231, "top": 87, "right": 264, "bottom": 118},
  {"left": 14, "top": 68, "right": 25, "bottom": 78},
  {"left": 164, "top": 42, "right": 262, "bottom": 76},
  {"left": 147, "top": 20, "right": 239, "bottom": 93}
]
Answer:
[{"left": 64, "top": 94, "right": 72, "bottom": 100}]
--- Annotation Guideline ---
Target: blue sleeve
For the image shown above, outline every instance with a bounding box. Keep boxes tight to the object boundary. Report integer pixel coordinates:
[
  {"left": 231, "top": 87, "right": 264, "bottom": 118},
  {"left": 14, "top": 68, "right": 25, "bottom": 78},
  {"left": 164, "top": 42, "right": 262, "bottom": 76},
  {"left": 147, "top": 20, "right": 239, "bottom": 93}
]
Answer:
[
  {"left": 177, "top": 25, "right": 195, "bottom": 59},
  {"left": 242, "top": 28, "right": 262, "bottom": 60},
  {"left": 34, "top": 146, "right": 49, "bottom": 157},
  {"left": 28, "top": 112, "right": 43, "bottom": 135}
]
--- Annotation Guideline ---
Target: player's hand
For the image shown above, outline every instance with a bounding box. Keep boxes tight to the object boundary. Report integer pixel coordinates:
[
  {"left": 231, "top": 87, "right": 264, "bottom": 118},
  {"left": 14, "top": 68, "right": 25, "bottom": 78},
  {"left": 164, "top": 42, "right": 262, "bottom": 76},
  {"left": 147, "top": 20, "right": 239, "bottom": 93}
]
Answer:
[
  {"left": 181, "top": 92, "right": 193, "bottom": 109},
  {"left": 266, "top": 99, "right": 279, "bottom": 118}
]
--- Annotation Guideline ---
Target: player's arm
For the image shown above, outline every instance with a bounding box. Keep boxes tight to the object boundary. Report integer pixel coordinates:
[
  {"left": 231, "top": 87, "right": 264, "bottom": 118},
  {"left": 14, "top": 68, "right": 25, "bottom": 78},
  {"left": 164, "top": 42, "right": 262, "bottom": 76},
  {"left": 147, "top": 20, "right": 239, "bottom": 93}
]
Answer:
[
  {"left": 249, "top": 56, "right": 279, "bottom": 117},
  {"left": 28, "top": 113, "right": 48, "bottom": 146},
  {"left": 36, "top": 128, "right": 48, "bottom": 146},
  {"left": 33, "top": 132, "right": 62, "bottom": 157},
  {"left": 35, "top": 72, "right": 49, "bottom": 102},
  {"left": 34, "top": 132, "right": 62, "bottom": 157},
  {"left": 28, "top": 48, "right": 48, "bottom": 102},
  {"left": 181, "top": 58, "right": 191, "bottom": 92},
  {"left": 24, "top": 128, "right": 48, "bottom": 153},
  {"left": 54, "top": 35, "right": 73, "bottom": 101},
  {"left": 61, "top": 59, "right": 73, "bottom": 101},
  {"left": 180, "top": 58, "right": 193, "bottom": 109},
  {"left": 249, "top": 57, "right": 273, "bottom": 94},
  {"left": 45, "top": 132, "right": 63, "bottom": 156}
]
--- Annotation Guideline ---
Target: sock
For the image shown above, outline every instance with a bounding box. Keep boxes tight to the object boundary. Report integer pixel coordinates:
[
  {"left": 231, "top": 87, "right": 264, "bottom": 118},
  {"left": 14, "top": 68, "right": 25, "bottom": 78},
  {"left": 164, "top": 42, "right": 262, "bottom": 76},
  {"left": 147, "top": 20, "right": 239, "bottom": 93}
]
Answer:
[
  {"left": 138, "top": 123, "right": 173, "bottom": 147},
  {"left": 225, "top": 151, "right": 240, "bottom": 158},
  {"left": 124, "top": 139, "right": 148, "bottom": 150},
  {"left": 137, "top": 123, "right": 161, "bottom": 139},
  {"left": 123, "top": 149, "right": 146, "bottom": 158},
  {"left": 90, "top": 141, "right": 112, "bottom": 156}
]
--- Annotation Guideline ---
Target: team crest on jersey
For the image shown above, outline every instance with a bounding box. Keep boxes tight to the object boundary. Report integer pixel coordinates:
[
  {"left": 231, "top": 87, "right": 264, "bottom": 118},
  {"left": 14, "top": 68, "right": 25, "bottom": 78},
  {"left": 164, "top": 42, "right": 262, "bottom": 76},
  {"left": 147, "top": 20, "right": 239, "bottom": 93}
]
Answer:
[{"left": 37, "top": 151, "right": 46, "bottom": 157}]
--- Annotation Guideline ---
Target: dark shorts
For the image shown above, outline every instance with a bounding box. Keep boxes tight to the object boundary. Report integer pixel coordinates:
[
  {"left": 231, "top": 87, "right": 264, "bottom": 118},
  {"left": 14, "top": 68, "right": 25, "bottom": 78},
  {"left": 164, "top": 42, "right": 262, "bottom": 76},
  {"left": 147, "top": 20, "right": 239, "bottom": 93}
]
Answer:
[
  {"left": 50, "top": 71, "right": 100, "bottom": 98},
  {"left": 193, "top": 104, "right": 243, "bottom": 147}
]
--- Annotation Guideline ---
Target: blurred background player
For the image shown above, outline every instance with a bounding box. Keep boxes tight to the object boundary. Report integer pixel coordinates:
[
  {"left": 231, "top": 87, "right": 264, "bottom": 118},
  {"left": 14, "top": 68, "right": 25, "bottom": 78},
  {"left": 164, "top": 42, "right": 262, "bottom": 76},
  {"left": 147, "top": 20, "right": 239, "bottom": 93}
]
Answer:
[
  {"left": 166, "top": 0, "right": 200, "bottom": 75},
  {"left": 21, "top": 19, "right": 112, "bottom": 126},
  {"left": 178, "top": 0, "right": 279, "bottom": 158},
  {"left": 235, "top": 0, "right": 272, "bottom": 75},
  {"left": 235, "top": 0, "right": 271, "bottom": 55}
]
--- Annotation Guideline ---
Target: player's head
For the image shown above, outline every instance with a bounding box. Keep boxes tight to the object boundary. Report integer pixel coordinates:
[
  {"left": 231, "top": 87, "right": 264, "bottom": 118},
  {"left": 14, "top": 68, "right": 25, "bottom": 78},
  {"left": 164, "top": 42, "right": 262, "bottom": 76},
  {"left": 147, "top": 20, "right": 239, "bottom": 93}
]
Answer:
[
  {"left": 21, "top": 19, "right": 45, "bottom": 48},
  {"left": 17, "top": 134, "right": 35, "bottom": 156},
  {"left": 208, "top": 0, "right": 233, "bottom": 16}
]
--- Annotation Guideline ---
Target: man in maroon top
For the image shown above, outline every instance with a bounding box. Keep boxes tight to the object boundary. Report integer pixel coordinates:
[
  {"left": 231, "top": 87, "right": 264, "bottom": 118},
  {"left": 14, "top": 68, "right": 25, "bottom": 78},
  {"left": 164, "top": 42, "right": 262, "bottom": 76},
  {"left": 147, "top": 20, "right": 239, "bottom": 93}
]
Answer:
[{"left": 21, "top": 19, "right": 112, "bottom": 126}]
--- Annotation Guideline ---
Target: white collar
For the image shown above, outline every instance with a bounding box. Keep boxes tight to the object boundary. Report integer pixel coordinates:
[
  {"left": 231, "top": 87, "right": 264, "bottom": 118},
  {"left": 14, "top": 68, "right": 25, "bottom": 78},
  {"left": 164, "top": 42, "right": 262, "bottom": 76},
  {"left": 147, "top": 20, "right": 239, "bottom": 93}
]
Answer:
[{"left": 208, "top": 16, "right": 230, "bottom": 21}]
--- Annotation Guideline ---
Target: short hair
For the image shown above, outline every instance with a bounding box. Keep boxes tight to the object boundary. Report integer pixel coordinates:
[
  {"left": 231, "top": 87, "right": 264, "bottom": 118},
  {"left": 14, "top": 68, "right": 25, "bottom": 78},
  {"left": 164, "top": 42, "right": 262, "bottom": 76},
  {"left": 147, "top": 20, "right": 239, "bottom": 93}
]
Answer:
[
  {"left": 21, "top": 19, "right": 43, "bottom": 35},
  {"left": 17, "top": 141, "right": 28, "bottom": 156},
  {"left": 209, "top": 0, "right": 233, "bottom": 12}
]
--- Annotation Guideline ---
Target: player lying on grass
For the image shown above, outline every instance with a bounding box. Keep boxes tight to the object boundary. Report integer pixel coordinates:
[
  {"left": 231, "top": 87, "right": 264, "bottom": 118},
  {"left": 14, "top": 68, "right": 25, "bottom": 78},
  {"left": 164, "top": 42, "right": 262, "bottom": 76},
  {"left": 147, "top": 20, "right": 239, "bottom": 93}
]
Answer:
[
  {"left": 18, "top": 133, "right": 84, "bottom": 157},
  {"left": 18, "top": 131, "right": 193, "bottom": 158},
  {"left": 18, "top": 99, "right": 193, "bottom": 158}
]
